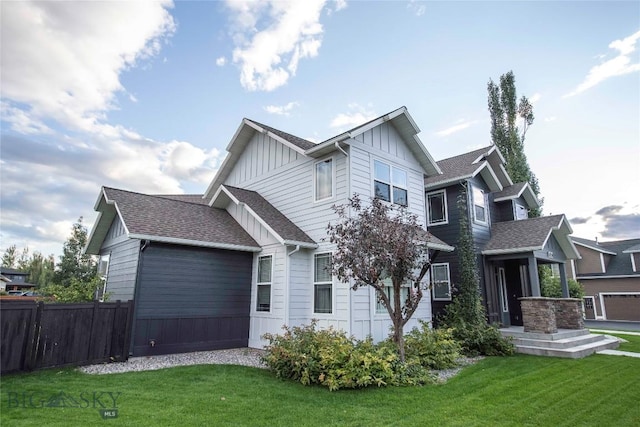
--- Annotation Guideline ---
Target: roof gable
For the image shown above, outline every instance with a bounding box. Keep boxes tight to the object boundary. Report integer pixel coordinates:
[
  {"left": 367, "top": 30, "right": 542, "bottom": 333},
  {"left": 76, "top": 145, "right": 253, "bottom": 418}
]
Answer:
[
  {"left": 425, "top": 146, "right": 503, "bottom": 191},
  {"left": 86, "top": 187, "right": 260, "bottom": 255},
  {"left": 211, "top": 185, "right": 317, "bottom": 248},
  {"left": 572, "top": 237, "right": 640, "bottom": 276},
  {"left": 493, "top": 182, "right": 540, "bottom": 209},
  {"left": 482, "top": 215, "right": 579, "bottom": 259}
]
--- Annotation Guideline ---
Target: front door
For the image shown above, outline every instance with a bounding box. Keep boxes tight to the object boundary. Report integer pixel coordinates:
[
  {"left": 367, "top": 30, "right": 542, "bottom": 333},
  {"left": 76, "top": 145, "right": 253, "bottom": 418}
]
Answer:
[{"left": 499, "top": 265, "right": 524, "bottom": 326}]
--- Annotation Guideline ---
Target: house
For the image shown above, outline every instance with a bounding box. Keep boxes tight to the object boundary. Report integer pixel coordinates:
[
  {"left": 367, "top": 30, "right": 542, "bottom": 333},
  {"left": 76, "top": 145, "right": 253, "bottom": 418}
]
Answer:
[
  {"left": 86, "top": 107, "right": 456, "bottom": 356},
  {"left": 424, "top": 145, "right": 580, "bottom": 327},
  {"left": 0, "top": 268, "right": 36, "bottom": 293},
  {"left": 569, "top": 237, "right": 640, "bottom": 321}
]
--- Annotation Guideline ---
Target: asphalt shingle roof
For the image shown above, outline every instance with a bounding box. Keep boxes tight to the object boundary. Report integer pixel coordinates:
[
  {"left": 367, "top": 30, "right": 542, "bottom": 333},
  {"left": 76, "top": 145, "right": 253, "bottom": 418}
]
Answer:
[
  {"left": 156, "top": 194, "right": 209, "bottom": 205},
  {"left": 425, "top": 146, "right": 492, "bottom": 187},
  {"left": 223, "top": 186, "right": 316, "bottom": 245},
  {"left": 247, "top": 120, "right": 317, "bottom": 151},
  {"left": 103, "top": 187, "right": 259, "bottom": 249},
  {"left": 572, "top": 237, "right": 640, "bottom": 276},
  {"left": 483, "top": 215, "right": 566, "bottom": 252},
  {"left": 493, "top": 182, "right": 527, "bottom": 200}
]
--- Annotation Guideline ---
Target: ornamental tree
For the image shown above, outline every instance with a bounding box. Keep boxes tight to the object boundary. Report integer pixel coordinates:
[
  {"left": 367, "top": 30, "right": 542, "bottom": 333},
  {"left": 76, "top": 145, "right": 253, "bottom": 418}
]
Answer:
[{"left": 326, "top": 195, "right": 434, "bottom": 362}]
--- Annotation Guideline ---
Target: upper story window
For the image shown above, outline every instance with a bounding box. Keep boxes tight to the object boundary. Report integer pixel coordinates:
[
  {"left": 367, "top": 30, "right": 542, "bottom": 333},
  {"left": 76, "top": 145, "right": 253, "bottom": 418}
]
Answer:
[
  {"left": 472, "top": 186, "right": 488, "bottom": 224},
  {"left": 256, "top": 255, "right": 272, "bottom": 312},
  {"left": 427, "top": 190, "right": 448, "bottom": 226},
  {"left": 515, "top": 203, "right": 528, "bottom": 220},
  {"left": 374, "top": 160, "right": 408, "bottom": 206},
  {"left": 314, "top": 158, "right": 333, "bottom": 201}
]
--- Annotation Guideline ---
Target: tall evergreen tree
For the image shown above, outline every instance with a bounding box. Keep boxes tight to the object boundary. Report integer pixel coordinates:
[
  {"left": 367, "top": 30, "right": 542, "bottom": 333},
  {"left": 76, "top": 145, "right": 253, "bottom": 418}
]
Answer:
[
  {"left": 54, "top": 217, "right": 97, "bottom": 286},
  {"left": 1, "top": 245, "right": 19, "bottom": 269},
  {"left": 488, "top": 71, "right": 542, "bottom": 217}
]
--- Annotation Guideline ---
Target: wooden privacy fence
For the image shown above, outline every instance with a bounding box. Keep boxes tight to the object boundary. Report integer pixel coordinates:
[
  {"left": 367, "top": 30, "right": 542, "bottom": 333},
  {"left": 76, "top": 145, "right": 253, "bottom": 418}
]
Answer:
[{"left": 0, "top": 299, "right": 134, "bottom": 374}]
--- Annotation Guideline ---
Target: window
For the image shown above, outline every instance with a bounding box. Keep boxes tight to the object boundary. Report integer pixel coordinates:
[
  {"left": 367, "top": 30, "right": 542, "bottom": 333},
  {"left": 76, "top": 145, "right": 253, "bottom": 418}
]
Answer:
[
  {"left": 314, "top": 253, "right": 332, "bottom": 314},
  {"left": 427, "top": 190, "right": 448, "bottom": 225},
  {"left": 315, "top": 158, "right": 333, "bottom": 201},
  {"left": 96, "top": 254, "right": 110, "bottom": 301},
  {"left": 515, "top": 203, "right": 528, "bottom": 220},
  {"left": 431, "top": 263, "right": 451, "bottom": 301},
  {"left": 256, "top": 255, "right": 272, "bottom": 312},
  {"left": 472, "top": 186, "right": 487, "bottom": 224},
  {"left": 374, "top": 160, "right": 408, "bottom": 206},
  {"left": 375, "top": 277, "right": 410, "bottom": 313}
]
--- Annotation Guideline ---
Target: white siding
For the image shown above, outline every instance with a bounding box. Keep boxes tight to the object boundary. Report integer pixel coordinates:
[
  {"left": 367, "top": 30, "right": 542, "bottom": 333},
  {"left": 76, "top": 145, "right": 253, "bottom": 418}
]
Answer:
[{"left": 100, "top": 217, "right": 139, "bottom": 301}]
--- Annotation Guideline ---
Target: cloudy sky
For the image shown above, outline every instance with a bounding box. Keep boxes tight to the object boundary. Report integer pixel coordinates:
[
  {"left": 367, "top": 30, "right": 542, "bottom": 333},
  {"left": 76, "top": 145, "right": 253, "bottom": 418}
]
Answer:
[{"left": 1, "top": 0, "right": 639, "bottom": 260}]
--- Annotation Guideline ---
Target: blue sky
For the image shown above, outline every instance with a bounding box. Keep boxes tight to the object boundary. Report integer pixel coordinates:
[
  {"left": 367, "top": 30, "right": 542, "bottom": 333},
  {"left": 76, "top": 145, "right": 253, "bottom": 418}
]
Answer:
[{"left": 1, "top": 0, "right": 639, "bottom": 260}]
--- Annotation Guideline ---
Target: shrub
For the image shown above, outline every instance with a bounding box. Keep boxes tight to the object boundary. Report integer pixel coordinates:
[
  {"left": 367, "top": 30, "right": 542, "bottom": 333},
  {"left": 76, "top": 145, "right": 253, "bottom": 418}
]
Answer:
[
  {"left": 404, "top": 321, "right": 461, "bottom": 370},
  {"left": 40, "top": 277, "right": 107, "bottom": 303},
  {"left": 541, "top": 277, "right": 585, "bottom": 299},
  {"left": 261, "top": 321, "right": 434, "bottom": 391}
]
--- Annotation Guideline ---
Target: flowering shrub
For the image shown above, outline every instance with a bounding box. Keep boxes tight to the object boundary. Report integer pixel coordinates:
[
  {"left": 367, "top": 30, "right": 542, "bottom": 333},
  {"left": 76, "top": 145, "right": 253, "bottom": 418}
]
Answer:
[{"left": 261, "top": 321, "right": 433, "bottom": 391}]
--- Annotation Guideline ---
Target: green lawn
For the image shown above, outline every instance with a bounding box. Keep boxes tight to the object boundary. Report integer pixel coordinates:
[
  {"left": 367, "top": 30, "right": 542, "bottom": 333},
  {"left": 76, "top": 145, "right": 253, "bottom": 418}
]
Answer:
[
  {"left": 2, "top": 353, "right": 639, "bottom": 427},
  {"left": 591, "top": 331, "right": 640, "bottom": 353}
]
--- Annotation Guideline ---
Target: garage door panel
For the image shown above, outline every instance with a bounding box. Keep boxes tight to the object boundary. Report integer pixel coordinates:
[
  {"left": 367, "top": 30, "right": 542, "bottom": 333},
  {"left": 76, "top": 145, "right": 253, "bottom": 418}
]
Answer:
[{"left": 603, "top": 294, "right": 640, "bottom": 321}]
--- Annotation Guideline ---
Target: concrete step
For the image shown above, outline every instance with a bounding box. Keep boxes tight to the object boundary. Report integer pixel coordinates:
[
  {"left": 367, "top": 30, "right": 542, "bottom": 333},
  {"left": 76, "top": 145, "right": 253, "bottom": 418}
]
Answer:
[
  {"left": 500, "top": 327, "right": 621, "bottom": 358},
  {"left": 513, "top": 335, "right": 620, "bottom": 359}
]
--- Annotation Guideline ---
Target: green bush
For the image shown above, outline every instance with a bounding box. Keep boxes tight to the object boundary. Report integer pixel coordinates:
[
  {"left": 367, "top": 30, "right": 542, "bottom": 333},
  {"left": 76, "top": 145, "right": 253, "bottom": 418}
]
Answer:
[
  {"left": 404, "top": 321, "right": 461, "bottom": 370},
  {"left": 541, "top": 277, "right": 585, "bottom": 299},
  {"left": 261, "top": 321, "right": 434, "bottom": 391},
  {"left": 40, "top": 277, "right": 107, "bottom": 303}
]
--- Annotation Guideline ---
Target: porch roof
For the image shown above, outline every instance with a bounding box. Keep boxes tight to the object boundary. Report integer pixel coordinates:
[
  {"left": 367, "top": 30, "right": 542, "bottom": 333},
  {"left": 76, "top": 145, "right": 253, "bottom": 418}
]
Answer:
[{"left": 481, "top": 215, "right": 579, "bottom": 259}]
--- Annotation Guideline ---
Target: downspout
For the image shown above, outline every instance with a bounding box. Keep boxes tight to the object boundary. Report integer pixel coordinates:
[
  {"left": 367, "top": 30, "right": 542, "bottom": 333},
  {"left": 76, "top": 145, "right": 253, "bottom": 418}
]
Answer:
[
  {"left": 286, "top": 245, "right": 301, "bottom": 328},
  {"left": 334, "top": 141, "right": 348, "bottom": 158}
]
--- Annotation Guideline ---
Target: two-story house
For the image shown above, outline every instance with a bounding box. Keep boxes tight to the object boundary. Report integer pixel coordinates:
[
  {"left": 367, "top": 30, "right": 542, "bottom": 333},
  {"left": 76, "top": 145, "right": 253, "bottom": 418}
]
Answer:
[
  {"left": 86, "top": 107, "right": 455, "bottom": 356},
  {"left": 0, "top": 268, "right": 36, "bottom": 293},
  {"left": 569, "top": 237, "right": 640, "bottom": 321},
  {"left": 424, "top": 146, "right": 580, "bottom": 327}
]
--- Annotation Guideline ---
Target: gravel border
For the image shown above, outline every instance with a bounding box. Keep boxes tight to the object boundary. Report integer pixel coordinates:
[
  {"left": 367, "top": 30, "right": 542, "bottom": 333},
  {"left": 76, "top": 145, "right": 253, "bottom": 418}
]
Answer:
[{"left": 79, "top": 348, "right": 482, "bottom": 383}]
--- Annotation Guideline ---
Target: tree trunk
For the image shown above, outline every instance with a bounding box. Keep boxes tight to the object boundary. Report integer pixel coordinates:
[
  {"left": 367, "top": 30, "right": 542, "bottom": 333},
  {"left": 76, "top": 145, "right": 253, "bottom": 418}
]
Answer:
[{"left": 393, "top": 320, "right": 405, "bottom": 363}]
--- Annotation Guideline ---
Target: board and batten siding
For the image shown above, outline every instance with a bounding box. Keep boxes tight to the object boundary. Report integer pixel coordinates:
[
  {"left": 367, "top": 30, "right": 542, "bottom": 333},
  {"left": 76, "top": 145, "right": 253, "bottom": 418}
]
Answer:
[
  {"left": 99, "top": 216, "right": 139, "bottom": 302},
  {"left": 133, "top": 243, "right": 252, "bottom": 356}
]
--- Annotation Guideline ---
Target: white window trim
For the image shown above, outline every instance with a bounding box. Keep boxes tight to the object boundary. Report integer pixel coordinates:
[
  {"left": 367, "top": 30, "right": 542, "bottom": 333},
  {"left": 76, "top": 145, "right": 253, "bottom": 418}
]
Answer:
[
  {"left": 498, "top": 267, "right": 508, "bottom": 312},
  {"left": 313, "top": 157, "right": 335, "bottom": 202},
  {"left": 373, "top": 159, "right": 409, "bottom": 207},
  {"left": 427, "top": 189, "right": 448, "bottom": 226},
  {"left": 256, "top": 254, "right": 273, "bottom": 313},
  {"left": 631, "top": 254, "right": 637, "bottom": 272},
  {"left": 97, "top": 253, "right": 110, "bottom": 302},
  {"left": 374, "top": 278, "right": 411, "bottom": 315},
  {"left": 313, "top": 252, "right": 333, "bottom": 315},
  {"left": 514, "top": 202, "right": 528, "bottom": 220},
  {"left": 599, "top": 253, "right": 606, "bottom": 273},
  {"left": 472, "top": 186, "right": 488, "bottom": 225},
  {"left": 431, "top": 263, "right": 452, "bottom": 301}
]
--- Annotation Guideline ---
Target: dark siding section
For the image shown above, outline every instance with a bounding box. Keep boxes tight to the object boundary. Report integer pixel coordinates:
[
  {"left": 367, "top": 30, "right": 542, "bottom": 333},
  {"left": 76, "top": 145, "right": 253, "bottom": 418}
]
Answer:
[
  {"left": 493, "top": 199, "right": 513, "bottom": 223},
  {"left": 132, "top": 243, "right": 252, "bottom": 356}
]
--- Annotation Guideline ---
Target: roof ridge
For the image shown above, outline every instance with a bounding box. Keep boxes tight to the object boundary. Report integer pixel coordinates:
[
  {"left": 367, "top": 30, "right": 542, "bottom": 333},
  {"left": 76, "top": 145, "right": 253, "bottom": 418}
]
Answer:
[
  {"left": 436, "top": 145, "right": 494, "bottom": 163},
  {"left": 104, "top": 187, "right": 208, "bottom": 207}
]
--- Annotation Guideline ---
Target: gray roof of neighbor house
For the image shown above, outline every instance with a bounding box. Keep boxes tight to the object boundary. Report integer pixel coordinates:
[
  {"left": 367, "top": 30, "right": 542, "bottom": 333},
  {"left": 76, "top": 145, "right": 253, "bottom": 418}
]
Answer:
[
  {"left": 85, "top": 187, "right": 260, "bottom": 254},
  {"left": 247, "top": 120, "right": 317, "bottom": 151},
  {"left": 222, "top": 185, "right": 317, "bottom": 246},
  {"left": 482, "top": 215, "right": 579, "bottom": 259},
  {"left": 572, "top": 237, "right": 640, "bottom": 277},
  {"left": 0, "top": 268, "right": 28, "bottom": 276}
]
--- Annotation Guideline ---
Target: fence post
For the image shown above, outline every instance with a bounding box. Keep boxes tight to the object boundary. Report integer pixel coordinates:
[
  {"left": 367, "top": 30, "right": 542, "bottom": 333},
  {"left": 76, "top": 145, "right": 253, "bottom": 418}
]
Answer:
[
  {"left": 122, "top": 299, "right": 135, "bottom": 359},
  {"left": 87, "top": 300, "right": 101, "bottom": 363},
  {"left": 24, "top": 301, "right": 44, "bottom": 371}
]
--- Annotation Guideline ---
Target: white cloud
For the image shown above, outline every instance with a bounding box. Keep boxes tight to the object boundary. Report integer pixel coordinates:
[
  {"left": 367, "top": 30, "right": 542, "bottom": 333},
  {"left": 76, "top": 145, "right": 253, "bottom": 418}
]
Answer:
[
  {"left": 435, "top": 119, "right": 479, "bottom": 137},
  {"left": 1, "top": 0, "right": 176, "bottom": 133},
  {"left": 407, "top": 0, "right": 426, "bottom": 17},
  {"left": 264, "top": 102, "right": 300, "bottom": 116},
  {"left": 544, "top": 116, "right": 557, "bottom": 122},
  {"left": 225, "top": 0, "right": 340, "bottom": 91},
  {"left": 564, "top": 30, "right": 640, "bottom": 98},
  {"left": 216, "top": 56, "right": 227, "bottom": 66},
  {"left": 529, "top": 93, "right": 542, "bottom": 104},
  {"left": 329, "top": 103, "right": 377, "bottom": 130}
]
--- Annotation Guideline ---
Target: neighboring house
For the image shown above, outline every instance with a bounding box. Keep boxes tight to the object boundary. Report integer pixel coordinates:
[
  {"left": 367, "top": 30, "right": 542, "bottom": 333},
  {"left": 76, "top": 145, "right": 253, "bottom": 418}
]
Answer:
[
  {"left": 0, "top": 268, "right": 36, "bottom": 292},
  {"left": 569, "top": 237, "right": 640, "bottom": 321},
  {"left": 424, "top": 146, "right": 580, "bottom": 326},
  {"left": 0, "top": 274, "right": 10, "bottom": 292},
  {"left": 86, "top": 107, "right": 454, "bottom": 356}
]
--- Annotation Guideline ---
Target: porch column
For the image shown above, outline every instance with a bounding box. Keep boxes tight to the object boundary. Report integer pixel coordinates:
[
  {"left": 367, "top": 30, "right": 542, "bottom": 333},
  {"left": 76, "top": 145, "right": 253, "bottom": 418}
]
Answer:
[
  {"left": 558, "top": 263, "right": 570, "bottom": 298},
  {"left": 528, "top": 255, "right": 541, "bottom": 297}
]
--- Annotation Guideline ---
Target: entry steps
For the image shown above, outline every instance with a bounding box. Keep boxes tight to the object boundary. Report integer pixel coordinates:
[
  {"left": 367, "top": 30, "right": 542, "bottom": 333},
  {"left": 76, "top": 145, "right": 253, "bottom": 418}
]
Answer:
[{"left": 500, "top": 327, "right": 620, "bottom": 359}]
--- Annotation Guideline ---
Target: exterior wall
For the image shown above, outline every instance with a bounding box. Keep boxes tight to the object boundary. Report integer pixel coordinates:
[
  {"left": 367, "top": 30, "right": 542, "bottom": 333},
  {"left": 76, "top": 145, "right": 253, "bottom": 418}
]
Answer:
[
  {"left": 581, "top": 277, "right": 640, "bottom": 321},
  {"left": 100, "top": 216, "right": 140, "bottom": 302},
  {"left": 535, "top": 234, "right": 568, "bottom": 262},
  {"left": 574, "top": 246, "right": 604, "bottom": 274},
  {"left": 225, "top": 122, "right": 435, "bottom": 346},
  {"left": 133, "top": 243, "right": 252, "bottom": 356}
]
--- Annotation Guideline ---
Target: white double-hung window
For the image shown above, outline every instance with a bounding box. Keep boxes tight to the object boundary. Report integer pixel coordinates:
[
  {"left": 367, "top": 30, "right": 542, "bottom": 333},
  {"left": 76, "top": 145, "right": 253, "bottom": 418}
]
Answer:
[
  {"left": 472, "top": 186, "right": 488, "bottom": 224},
  {"left": 431, "top": 263, "right": 451, "bottom": 301},
  {"left": 427, "top": 190, "right": 448, "bottom": 225},
  {"left": 375, "top": 277, "right": 410, "bottom": 314},
  {"left": 256, "top": 255, "right": 272, "bottom": 312},
  {"left": 314, "top": 158, "right": 333, "bottom": 201},
  {"left": 374, "top": 160, "right": 408, "bottom": 206},
  {"left": 314, "top": 253, "right": 332, "bottom": 314}
]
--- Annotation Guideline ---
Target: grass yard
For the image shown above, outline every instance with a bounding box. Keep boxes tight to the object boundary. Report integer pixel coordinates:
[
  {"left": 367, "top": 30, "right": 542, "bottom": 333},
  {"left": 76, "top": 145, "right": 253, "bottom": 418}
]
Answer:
[
  {"left": 2, "top": 353, "right": 639, "bottom": 427},
  {"left": 592, "top": 331, "right": 640, "bottom": 353}
]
